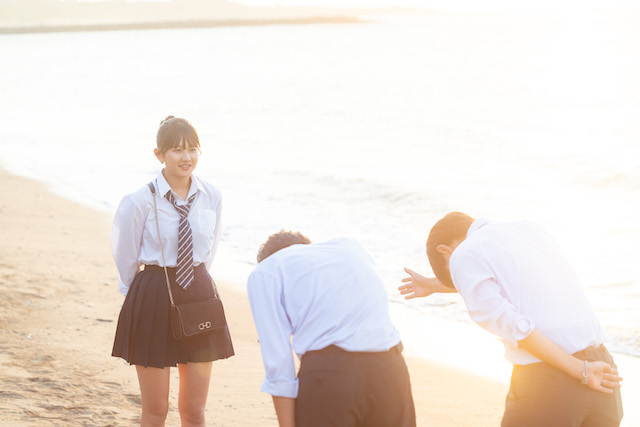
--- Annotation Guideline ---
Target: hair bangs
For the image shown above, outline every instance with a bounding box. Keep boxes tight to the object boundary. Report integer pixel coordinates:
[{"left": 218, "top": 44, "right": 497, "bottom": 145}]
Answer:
[{"left": 156, "top": 116, "right": 201, "bottom": 154}]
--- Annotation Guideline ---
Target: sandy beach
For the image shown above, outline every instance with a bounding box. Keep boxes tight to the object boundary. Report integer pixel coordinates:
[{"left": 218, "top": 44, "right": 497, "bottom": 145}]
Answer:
[{"left": 0, "top": 168, "right": 510, "bottom": 425}]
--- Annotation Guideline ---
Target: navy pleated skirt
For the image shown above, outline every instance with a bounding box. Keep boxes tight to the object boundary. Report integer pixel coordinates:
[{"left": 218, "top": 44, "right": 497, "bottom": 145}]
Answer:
[{"left": 112, "top": 264, "right": 234, "bottom": 368}]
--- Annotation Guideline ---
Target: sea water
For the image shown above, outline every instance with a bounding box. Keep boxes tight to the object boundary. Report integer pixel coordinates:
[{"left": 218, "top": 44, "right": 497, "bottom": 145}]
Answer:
[{"left": 1, "top": 9, "right": 639, "bottom": 382}]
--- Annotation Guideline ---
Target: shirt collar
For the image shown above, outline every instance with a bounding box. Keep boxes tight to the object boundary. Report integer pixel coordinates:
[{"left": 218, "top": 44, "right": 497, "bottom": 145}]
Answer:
[
  {"left": 467, "top": 218, "right": 489, "bottom": 238},
  {"left": 155, "top": 171, "right": 205, "bottom": 202}
]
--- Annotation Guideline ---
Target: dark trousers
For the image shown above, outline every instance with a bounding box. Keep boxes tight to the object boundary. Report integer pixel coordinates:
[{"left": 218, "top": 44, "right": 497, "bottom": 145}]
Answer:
[
  {"left": 295, "top": 344, "right": 416, "bottom": 427},
  {"left": 502, "top": 345, "right": 623, "bottom": 427}
]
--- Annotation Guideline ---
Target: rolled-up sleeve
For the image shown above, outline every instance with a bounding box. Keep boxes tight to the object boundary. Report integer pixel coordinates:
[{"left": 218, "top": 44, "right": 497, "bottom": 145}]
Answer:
[
  {"left": 247, "top": 271, "right": 298, "bottom": 398},
  {"left": 451, "top": 247, "right": 535, "bottom": 347},
  {"left": 111, "top": 194, "right": 145, "bottom": 296}
]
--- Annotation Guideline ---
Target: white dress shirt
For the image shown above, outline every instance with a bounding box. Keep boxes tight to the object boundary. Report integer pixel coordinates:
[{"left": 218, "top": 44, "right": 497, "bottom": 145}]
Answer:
[
  {"left": 111, "top": 171, "right": 222, "bottom": 296},
  {"left": 247, "top": 238, "right": 401, "bottom": 398},
  {"left": 450, "top": 219, "right": 603, "bottom": 365}
]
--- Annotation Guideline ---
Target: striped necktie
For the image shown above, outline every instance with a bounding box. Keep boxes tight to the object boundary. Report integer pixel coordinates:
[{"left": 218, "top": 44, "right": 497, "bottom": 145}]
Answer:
[{"left": 165, "top": 191, "right": 197, "bottom": 290}]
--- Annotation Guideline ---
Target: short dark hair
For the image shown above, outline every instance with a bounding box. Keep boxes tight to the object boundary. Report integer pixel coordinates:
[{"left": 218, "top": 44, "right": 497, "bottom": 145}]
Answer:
[
  {"left": 156, "top": 116, "right": 201, "bottom": 154},
  {"left": 257, "top": 230, "right": 311, "bottom": 263},
  {"left": 426, "top": 212, "right": 475, "bottom": 288}
]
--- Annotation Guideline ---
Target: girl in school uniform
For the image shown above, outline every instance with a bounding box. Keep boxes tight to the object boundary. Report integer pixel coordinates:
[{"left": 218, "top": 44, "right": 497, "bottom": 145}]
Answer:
[{"left": 111, "top": 116, "right": 234, "bottom": 426}]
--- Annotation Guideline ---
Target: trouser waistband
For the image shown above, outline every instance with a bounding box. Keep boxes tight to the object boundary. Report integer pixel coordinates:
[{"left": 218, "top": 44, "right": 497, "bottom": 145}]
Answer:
[
  {"left": 573, "top": 343, "right": 606, "bottom": 359},
  {"left": 514, "top": 344, "right": 613, "bottom": 371},
  {"left": 302, "top": 342, "right": 403, "bottom": 362}
]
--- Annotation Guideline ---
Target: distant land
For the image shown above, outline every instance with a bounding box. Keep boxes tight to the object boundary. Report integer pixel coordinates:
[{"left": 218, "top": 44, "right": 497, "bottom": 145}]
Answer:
[{"left": 0, "top": 0, "right": 372, "bottom": 34}]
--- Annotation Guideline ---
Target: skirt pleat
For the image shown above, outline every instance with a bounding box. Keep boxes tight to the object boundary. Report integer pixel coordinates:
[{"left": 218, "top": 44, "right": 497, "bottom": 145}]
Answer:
[{"left": 112, "top": 264, "right": 234, "bottom": 368}]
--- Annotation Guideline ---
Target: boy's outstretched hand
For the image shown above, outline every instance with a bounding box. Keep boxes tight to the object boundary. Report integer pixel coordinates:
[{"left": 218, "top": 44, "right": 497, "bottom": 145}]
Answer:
[{"left": 398, "top": 268, "right": 456, "bottom": 299}]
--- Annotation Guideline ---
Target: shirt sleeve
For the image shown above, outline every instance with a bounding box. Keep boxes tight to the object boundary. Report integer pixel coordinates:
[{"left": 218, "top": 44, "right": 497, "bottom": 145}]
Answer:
[
  {"left": 205, "top": 194, "right": 222, "bottom": 270},
  {"left": 111, "top": 193, "right": 146, "bottom": 296},
  {"left": 247, "top": 270, "right": 298, "bottom": 398},
  {"left": 451, "top": 246, "right": 535, "bottom": 347}
]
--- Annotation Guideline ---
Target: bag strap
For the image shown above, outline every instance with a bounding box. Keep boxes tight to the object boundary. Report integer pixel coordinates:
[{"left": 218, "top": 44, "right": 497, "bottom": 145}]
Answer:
[{"left": 148, "top": 181, "right": 176, "bottom": 309}]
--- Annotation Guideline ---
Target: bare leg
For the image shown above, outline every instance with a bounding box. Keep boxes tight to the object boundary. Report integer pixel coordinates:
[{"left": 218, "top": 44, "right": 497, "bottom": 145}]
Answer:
[
  {"left": 177, "top": 362, "right": 212, "bottom": 427},
  {"left": 136, "top": 365, "right": 171, "bottom": 427}
]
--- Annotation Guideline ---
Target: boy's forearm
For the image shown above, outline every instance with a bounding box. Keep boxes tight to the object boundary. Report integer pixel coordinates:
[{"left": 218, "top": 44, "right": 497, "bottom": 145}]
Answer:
[
  {"left": 272, "top": 396, "right": 296, "bottom": 427},
  {"left": 518, "top": 329, "right": 582, "bottom": 379}
]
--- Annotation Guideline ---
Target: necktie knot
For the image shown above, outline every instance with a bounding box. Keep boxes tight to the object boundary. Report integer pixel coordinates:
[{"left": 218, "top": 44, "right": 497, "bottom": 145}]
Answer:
[{"left": 166, "top": 192, "right": 196, "bottom": 218}]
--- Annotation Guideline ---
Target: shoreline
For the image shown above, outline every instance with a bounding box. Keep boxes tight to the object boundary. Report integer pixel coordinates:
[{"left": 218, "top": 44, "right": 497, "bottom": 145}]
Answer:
[
  {"left": 1, "top": 167, "right": 636, "bottom": 425},
  {"left": 0, "top": 16, "right": 362, "bottom": 35},
  {"left": 0, "top": 0, "right": 379, "bottom": 36}
]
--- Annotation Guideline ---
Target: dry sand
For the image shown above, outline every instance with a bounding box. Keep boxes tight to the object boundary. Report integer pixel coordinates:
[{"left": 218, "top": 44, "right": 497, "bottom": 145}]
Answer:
[{"left": 0, "top": 168, "right": 508, "bottom": 426}]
